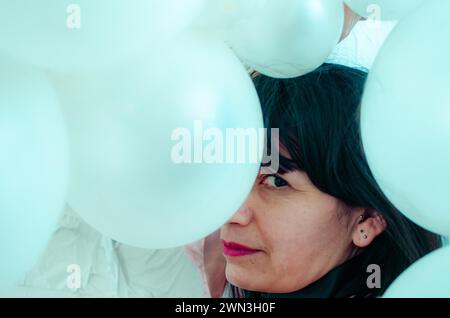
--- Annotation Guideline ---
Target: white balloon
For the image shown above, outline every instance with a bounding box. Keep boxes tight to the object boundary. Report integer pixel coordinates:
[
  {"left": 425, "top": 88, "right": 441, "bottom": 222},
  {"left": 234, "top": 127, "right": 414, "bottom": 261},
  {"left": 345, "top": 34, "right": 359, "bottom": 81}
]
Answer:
[
  {"left": 195, "top": 0, "right": 344, "bottom": 78},
  {"left": 193, "top": 0, "right": 260, "bottom": 36},
  {"left": 360, "top": 0, "right": 450, "bottom": 236},
  {"left": 0, "top": 58, "right": 69, "bottom": 294},
  {"left": 384, "top": 245, "right": 450, "bottom": 297},
  {"left": 52, "top": 34, "right": 263, "bottom": 249},
  {"left": 345, "top": 0, "right": 425, "bottom": 20},
  {"left": 0, "top": 0, "right": 205, "bottom": 72}
]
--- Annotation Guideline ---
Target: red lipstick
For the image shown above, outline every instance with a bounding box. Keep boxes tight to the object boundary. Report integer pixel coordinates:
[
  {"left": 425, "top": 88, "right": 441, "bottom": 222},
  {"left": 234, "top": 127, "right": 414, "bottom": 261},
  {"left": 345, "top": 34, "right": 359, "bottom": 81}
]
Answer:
[{"left": 221, "top": 240, "right": 260, "bottom": 257}]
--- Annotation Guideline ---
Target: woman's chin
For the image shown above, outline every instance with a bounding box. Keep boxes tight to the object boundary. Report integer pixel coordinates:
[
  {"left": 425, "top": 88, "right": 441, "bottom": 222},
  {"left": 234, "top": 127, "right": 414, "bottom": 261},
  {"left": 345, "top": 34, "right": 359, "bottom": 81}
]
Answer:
[
  {"left": 225, "top": 265, "right": 253, "bottom": 290},
  {"left": 225, "top": 264, "right": 269, "bottom": 292}
]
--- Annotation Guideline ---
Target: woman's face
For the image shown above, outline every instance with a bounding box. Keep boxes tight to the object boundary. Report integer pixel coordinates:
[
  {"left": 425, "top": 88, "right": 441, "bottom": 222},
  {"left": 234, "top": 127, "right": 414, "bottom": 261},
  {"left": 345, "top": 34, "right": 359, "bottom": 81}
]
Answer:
[{"left": 220, "top": 167, "right": 365, "bottom": 293}]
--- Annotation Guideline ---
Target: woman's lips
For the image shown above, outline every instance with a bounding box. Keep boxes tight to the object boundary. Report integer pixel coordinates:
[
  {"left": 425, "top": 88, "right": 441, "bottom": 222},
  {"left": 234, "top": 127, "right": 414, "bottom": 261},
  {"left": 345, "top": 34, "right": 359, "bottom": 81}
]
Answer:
[{"left": 221, "top": 240, "right": 260, "bottom": 257}]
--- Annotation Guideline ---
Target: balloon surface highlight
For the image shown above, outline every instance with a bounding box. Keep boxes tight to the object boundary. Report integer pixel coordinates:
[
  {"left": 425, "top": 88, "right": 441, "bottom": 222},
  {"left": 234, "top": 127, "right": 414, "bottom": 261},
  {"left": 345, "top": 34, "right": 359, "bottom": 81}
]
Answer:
[
  {"left": 196, "top": 0, "right": 344, "bottom": 78},
  {"left": 0, "top": 0, "right": 205, "bottom": 71},
  {"left": 0, "top": 58, "right": 69, "bottom": 294},
  {"left": 53, "top": 35, "right": 264, "bottom": 249},
  {"left": 361, "top": 0, "right": 450, "bottom": 236}
]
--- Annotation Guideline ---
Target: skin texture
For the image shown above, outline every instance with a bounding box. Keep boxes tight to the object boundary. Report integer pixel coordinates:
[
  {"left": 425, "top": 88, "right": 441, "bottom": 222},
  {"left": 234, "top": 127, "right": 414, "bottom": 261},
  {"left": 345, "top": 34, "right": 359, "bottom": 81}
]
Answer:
[{"left": 220, "top": 165, "right": 386, "bottom": 293}]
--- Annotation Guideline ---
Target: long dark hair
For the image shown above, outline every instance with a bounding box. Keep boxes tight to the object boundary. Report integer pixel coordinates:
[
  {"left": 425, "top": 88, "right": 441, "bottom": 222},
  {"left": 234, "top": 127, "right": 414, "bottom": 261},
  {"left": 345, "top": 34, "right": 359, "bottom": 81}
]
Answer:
[{"left": 232, "top": 63, "right": 442, "bottom": 297}]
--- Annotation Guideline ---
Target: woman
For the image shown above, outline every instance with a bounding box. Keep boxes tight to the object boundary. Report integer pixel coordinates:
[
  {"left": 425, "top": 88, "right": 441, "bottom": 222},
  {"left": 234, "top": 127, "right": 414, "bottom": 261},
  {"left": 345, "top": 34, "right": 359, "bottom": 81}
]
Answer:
[{"left": 191, "top": 63, "right": 442, "bottom": 298}]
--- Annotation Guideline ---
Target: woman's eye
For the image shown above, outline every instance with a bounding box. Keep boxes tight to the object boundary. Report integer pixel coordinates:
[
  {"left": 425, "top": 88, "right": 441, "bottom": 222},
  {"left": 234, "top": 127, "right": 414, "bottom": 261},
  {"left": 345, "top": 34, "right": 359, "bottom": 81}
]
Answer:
[{"left": 262, "top": 175, "right": 289, "bottom": 188}]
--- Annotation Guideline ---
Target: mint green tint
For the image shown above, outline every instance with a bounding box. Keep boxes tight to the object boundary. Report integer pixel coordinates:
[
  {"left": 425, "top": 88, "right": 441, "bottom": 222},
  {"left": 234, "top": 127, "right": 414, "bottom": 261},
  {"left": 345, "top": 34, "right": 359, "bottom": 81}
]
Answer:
[
  {"left": 384, "top": 245, "right": 450, "bottom": 297},
  {"left": 345, "top": 0, "right": 425, "bottom": 20},
  {"left": 361, "top": 0, "right": 450, "bottom": 236},
  {"left": 0, "top": 0, "right": 204, "bottom": 72},
  {"left": 53, "top": 34, "right": 263, "bottom": 249},
  {"left": 0, "top": 57, "right": 69, "bottom": 294},
  {"left": 196, "top": 0, "right": 344, "bottom": 78}
]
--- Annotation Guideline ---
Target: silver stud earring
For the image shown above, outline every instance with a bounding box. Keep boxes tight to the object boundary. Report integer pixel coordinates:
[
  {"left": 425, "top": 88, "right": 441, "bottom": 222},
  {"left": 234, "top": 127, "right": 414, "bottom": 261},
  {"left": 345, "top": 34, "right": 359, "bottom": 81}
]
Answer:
[{"left": 360, "top": 229, "right": 368, "bottom": 240}]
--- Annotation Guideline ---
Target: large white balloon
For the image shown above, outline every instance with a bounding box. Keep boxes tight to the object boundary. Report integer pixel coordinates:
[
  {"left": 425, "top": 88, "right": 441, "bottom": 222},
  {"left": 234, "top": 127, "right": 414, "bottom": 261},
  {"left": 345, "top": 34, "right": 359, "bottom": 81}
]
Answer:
[
  {"left": 384, "top": 245, "right": 450, "bottom": 297},
  {"left": 0, "top": 0, "right": 205, "bottom": 72},
  {"left": 195, "top": 0, "right": 344, "bottom": 78},
  {"left": 52, "top": 34, "right": 263, "bottom": 249},
  {"left": 345, "top": 0, "right": 425, "bottom": 20},
  {"left": 361, "top": 0, "right": 450, "bottom": 236},
  {"left": 193, "top": 0, "right": 259, "bottom": 36},
  {"left": 0, "top": 58, "right": 69, "bottom": 294}
]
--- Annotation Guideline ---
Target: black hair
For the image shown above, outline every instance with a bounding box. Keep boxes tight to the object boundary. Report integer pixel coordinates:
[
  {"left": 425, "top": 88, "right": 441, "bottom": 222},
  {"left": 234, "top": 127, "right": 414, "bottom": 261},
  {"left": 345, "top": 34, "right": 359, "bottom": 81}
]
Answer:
[{"left": 233, "top": 63, "right": 442, "bottom": 297}]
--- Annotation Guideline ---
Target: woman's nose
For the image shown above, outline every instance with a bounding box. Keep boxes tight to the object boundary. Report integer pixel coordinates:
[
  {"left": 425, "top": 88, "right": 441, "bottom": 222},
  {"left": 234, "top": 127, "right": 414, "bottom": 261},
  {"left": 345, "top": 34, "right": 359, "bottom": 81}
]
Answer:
[
  {"left": 227, "top": 205, "right": 252, "bottom": 226},
  {"left": 227, "top": 179, "right": 258, "bottom": 226}
]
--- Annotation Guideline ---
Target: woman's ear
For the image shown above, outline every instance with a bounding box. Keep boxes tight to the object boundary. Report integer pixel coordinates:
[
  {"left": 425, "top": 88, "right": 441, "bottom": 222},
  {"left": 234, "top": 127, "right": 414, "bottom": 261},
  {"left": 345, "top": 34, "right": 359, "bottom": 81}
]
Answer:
[{"left": 352, "top": 210, "right": 387, "bottom": 248}]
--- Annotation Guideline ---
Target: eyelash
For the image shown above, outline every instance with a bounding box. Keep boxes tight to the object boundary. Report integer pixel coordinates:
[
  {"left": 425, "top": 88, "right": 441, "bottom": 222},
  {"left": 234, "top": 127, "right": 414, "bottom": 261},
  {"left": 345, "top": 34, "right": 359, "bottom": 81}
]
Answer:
[{"left": 260, "top": 174, "right": 289, "bottom": 189}]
